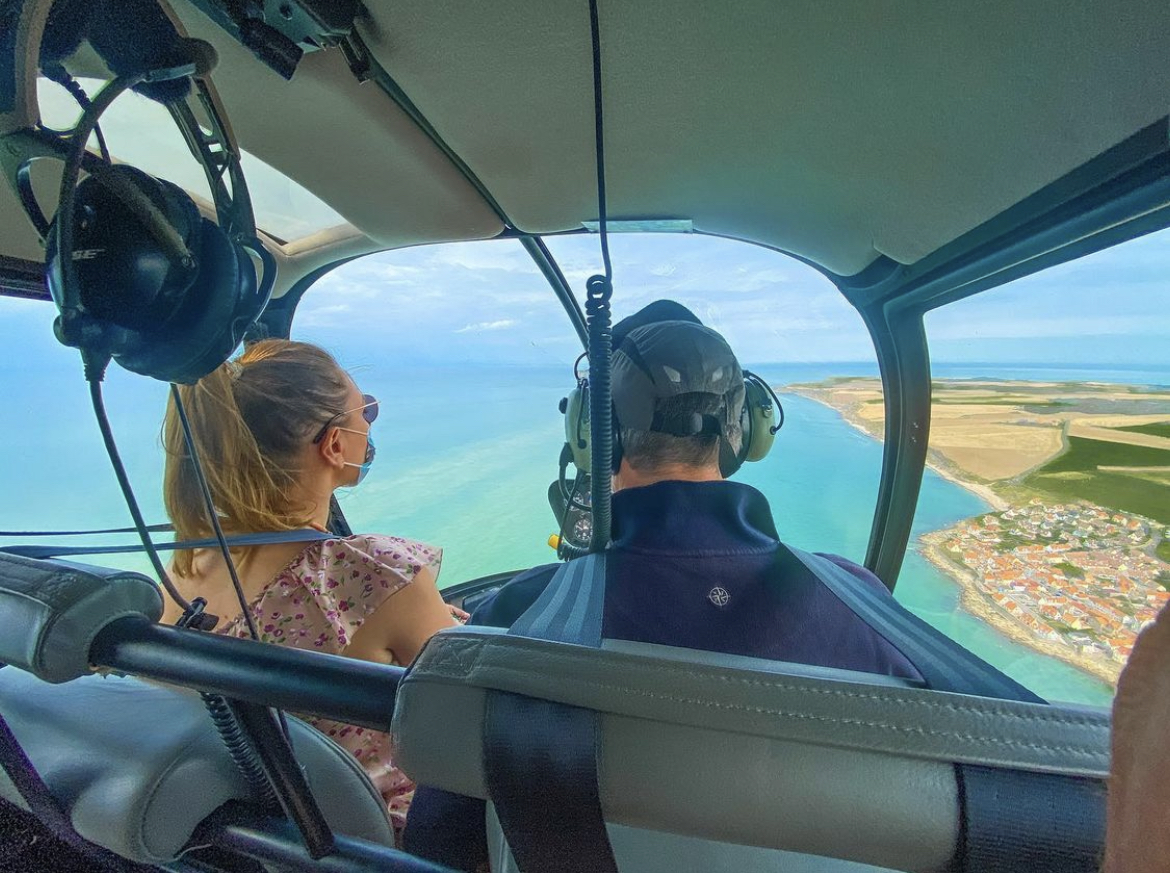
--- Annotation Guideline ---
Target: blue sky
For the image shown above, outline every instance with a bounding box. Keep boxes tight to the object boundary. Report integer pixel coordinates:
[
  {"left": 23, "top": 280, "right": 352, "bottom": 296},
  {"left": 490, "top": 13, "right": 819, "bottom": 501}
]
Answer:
[
  {"left": 293, "top": 229, "right": 1170, "bottom": 368},
  {"left": 5, "top": 226, "right": 1168, "bottom": 374},
  {"left": 22, "top": 78, "right": 1169, "bottom": 371}
]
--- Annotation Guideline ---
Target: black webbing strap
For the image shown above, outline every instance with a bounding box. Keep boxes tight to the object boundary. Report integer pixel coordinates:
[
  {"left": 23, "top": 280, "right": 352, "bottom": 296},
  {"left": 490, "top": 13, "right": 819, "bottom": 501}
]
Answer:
[
  {"left": 957, "top": 765, "right": 1106, "bottom": 873},
  {"left": 787, "top": 546, "right": 1045, "bottom": 702},
  {"left": 0, "top": 666, "right": 119, "bottom": 865},
  {"left": 483, "top": 554, "right": 618, "bottom": 873},
  {"left": 0, "top": 528, "right": 332, "bottom": 560}
]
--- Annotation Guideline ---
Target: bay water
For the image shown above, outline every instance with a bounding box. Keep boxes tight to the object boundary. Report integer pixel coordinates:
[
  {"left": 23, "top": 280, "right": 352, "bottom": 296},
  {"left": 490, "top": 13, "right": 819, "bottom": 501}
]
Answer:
[{"left": 7, "top": 335, "right": 1159, "bottom": 704}]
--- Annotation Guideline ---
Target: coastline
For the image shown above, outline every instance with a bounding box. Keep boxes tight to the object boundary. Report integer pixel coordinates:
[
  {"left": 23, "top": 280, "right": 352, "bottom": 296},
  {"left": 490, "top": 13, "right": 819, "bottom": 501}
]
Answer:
[
  {"left": 785, "top": 383, "right": 1118, "bottom": 689},
  {"left": 919, "top": 532, "right": 1121, "bottom": 687},
  {"left": 784, "top": 385, "right": 1009, "bottom": 511}
]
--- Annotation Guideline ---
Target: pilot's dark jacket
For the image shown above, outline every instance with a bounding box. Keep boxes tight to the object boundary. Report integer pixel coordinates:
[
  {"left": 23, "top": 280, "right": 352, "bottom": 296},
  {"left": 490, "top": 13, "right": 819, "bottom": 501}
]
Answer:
[{"left": 405, "top": 479, "right": 921, "bottom": 868}]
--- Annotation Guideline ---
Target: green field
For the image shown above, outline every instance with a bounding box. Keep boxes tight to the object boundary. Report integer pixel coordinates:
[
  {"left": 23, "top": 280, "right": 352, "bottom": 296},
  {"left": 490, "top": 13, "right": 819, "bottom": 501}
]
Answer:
[
  {"left": 1117, "top": 421, "right": 1170, "bottom": 440},
  {"left": 1023, "top": 436, "right": 1170, "bottom": 525},
  {"left": 1158, "top": 539, "right": 1170, "bottom": 564}
]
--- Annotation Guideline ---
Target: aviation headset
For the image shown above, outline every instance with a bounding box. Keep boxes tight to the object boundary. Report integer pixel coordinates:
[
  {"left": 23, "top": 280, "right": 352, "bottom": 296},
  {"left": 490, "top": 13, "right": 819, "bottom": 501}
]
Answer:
[
  {"left": 2, "top": 0, "right": 275, "bottom": 384},
  {"left": 560, "top": 354, "right": 784, "bottom": 479}
]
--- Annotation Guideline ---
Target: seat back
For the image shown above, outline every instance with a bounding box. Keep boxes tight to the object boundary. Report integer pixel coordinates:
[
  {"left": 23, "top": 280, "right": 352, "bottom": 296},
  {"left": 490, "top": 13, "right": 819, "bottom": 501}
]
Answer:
[
  {"left": 0, "top": 550, "right": 396, "bottom": 865},
  {"left": 0, "top": 668, "right": 396, "bottom": 864},
  {"left": 393, "top": 627, "right": 1110, "bottom": 872}
]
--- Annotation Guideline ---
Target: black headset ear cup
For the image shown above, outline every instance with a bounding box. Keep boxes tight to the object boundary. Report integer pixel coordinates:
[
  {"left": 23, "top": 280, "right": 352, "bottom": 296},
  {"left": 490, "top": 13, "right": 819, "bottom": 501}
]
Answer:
[
  {"left": 719, "top": 377, "right": 779, "bottom": 477},
  {"left": 114, "top": 215, "right": 259, "bottom": 384},
  {"left": 45, "top": 162, "right": 267, "bottom": 383},
  {"left": 46, "top": 165, "right": 201, "bottom": 331}
]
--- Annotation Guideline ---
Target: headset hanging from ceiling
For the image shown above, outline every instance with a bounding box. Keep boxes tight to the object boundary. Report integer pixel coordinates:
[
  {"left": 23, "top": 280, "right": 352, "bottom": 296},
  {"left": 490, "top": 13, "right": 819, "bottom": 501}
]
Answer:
[{"left": 2, "top": 0, "right": 276, "bottom": 386}]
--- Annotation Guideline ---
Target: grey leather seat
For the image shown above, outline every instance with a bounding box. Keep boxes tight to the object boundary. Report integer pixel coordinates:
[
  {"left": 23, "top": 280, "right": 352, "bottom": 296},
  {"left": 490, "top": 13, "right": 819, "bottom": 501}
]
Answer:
[
  {"left": 392, "top": 627, "right": 1111, "bottom": 872},
  {"left": 0, "top": 670, "right": 396, "bottom": 865},
  {"left": 0, "top": 551, "right": 395, "bottom": 866}
]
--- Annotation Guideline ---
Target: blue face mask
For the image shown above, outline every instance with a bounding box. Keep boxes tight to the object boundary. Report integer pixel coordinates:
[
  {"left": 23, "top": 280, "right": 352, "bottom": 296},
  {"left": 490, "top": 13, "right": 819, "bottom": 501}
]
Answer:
[{"left": 339, "top": 430, "right": 376, "bottom": 486}]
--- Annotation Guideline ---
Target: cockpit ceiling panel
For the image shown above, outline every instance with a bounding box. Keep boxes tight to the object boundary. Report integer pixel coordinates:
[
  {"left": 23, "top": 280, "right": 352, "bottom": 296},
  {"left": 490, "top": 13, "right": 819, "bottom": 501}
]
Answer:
[
  {"left": 357, "top": 0, "right": 1170, "bottom": 276},
  {"left": 166, "top": 1, "right": 504, "bottom": 248}
]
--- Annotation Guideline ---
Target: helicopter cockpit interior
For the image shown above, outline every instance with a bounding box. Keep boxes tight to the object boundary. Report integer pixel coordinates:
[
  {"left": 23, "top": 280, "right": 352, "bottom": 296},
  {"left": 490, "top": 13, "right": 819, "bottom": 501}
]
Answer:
[{"left": 2, "top": 0, "right": 1169, "bottom": 871}]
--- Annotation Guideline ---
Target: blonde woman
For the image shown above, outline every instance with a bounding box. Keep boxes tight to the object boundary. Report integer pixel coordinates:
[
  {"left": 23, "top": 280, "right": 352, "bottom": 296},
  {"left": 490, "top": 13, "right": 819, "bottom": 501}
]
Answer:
[{"left": 161, "top": 339, "right": 460, "bottom": 836}]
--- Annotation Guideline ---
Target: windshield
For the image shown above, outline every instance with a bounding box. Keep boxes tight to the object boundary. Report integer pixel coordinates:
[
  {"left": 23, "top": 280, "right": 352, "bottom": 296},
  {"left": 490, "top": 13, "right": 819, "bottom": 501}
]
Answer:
[
  {"left": 290, "top": 234, "right": 882, "bottom": 582},
  {"left": 2, "top": 230, "right": 1164, "bottom": 709}
]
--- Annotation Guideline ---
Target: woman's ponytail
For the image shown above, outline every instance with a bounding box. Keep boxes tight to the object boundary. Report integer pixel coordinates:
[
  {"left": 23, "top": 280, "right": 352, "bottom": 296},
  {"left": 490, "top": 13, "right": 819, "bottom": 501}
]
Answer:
[{"left": 163, "top": 340, "right": 350, "bottom": 576}]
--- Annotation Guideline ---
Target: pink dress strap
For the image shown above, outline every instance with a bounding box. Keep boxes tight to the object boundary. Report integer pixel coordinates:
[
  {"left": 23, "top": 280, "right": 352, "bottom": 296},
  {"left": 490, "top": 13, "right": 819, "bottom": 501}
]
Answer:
[{"left": 216, "top": 533, "right": 442, "bottom": 836}]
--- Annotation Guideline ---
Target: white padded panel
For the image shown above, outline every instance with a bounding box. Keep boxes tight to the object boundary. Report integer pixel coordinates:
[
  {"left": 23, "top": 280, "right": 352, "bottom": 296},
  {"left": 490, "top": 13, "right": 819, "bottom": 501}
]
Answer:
[
  {"left": 167, "top": 0, "right": 504, "bottom": 248},
  {"left": 0, "top": 0, "right": 505, "bottom": 266},
  {"left": 362, "top": 0, "right": 1170, "bottom": 274},
  {"left": 393, "top": 629, "right": 1110, "bottom": 871},
  {"left": 487, "top": 807, "right": 904, "bottom": 873},
  {"left": 0, "top": 193, "right": 46, "bottom": 264}
]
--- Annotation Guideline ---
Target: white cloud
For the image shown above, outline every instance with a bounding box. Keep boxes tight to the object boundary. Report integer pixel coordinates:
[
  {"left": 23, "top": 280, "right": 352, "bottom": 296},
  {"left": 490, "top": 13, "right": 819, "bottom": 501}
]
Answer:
[
  {"left": 294, "top": 302, "right": 353, "bottom": 328},
  {"left": 427, "top": 242, "right": 529, "bottom": 273},
  {"left": 455, "top": 319, "right": 518, "bottom": 334}
]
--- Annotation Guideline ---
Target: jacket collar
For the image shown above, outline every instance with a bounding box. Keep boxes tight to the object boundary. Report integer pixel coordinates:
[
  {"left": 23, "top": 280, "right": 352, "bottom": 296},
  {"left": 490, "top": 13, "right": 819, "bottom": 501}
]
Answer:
[{"left": 610, "top": 480, "right": 779, "bottom": 554}]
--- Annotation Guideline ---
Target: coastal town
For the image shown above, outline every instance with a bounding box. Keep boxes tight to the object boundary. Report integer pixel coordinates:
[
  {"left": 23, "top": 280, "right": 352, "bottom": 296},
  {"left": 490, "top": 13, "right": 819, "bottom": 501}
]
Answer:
[
  {"left": 925, "top": 501, "right": 1170, "bottom": 683},
  {"left": 789, "top": 377, "right": 1170, "bottom": 686}
]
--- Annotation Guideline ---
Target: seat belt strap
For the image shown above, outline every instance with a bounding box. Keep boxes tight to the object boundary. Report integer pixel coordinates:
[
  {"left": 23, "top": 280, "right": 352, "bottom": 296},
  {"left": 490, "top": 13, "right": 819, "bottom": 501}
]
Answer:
[
  {"left": 786, "top": 546, "right": 1044, "bottom": 702},
  {"left": 483, "top": 553, "right": 618, "bottom": 873},
  {"left": 0, "top": 528, "right": 333, "bottom": 560},
  {"left": 958, "top": 764, "right": 1106, "bottom": 873},
  {"left": 0, "top": 523, "right": 173, "bottom": 537}
]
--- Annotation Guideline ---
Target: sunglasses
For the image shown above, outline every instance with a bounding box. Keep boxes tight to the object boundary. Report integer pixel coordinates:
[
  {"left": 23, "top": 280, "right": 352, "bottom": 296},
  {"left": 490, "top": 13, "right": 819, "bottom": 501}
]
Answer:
[{"left": 312, "top": 394, "right": 379, "bottom": 444}]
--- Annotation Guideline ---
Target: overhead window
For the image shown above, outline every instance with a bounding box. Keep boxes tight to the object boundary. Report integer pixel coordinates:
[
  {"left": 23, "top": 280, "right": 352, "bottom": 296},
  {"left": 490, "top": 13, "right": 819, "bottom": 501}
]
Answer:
[{"left": 36, "top": 76, "right": 346, "bottom": 242}]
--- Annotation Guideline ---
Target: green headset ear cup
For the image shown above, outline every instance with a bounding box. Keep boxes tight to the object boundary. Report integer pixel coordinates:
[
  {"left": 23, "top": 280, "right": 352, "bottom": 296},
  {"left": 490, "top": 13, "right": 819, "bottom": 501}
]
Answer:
[
  {"left": 742, "top": 378, "right": 777, "bottom": 462},
  {"left": 564, "top": 383, "right": 591, "bottom": 473},
  {"left": 719, "top": 377, "right": 778, "bottom": 478}
]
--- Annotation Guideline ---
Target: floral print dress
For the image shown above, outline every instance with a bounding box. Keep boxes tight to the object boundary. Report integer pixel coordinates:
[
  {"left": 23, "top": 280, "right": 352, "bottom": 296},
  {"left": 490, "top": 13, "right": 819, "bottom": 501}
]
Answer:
[{"left": 217, "top": 533, "right": 441, "bottom": 835}]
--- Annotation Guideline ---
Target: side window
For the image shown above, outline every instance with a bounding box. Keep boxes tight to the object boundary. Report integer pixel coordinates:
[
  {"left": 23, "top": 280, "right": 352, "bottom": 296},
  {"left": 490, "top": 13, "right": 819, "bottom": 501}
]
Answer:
[
  {"left": 0, "top": 297, "right": 170, "bottom": 575},
  {"left": 544, "top": 233, "right": 883, "bottom": 560},
  {"left": 916, "top": 229, "right": 1170, "bottom": 705}
]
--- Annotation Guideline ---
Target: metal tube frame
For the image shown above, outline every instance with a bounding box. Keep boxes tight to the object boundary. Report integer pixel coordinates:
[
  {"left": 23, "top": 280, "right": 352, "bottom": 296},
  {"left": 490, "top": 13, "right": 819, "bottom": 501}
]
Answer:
[
  {"left": 187, "top": 806, "right": 454, "bottom": 872},
  {"left": 90, "top": 615, "right": 402, "bottom": 731}
]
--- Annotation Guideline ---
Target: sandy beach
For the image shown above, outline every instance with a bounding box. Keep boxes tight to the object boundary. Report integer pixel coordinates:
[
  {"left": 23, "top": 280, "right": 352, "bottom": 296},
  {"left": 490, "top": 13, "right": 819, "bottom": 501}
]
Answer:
[{"left": 786, "top": 384, "right": 1010, "bottom": 510}]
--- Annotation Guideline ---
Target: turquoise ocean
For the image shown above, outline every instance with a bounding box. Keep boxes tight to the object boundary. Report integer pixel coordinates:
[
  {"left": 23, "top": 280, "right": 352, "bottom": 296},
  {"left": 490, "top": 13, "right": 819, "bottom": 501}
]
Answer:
[{"left": 5, "top": 335, "right": 1168, "bottom": 706}]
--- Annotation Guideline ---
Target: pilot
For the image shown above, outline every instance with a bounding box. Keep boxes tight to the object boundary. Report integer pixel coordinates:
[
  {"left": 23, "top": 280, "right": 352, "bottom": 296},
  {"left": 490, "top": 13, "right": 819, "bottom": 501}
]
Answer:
[{"left": 404, "top": 301, "right": 920, "bottom": 868}]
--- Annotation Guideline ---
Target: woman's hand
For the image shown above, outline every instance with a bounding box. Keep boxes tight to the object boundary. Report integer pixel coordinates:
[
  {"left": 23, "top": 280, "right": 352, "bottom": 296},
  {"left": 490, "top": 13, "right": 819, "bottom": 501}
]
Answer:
[{"left": 449, "top": 604, "right": 470, "bottom": 624}]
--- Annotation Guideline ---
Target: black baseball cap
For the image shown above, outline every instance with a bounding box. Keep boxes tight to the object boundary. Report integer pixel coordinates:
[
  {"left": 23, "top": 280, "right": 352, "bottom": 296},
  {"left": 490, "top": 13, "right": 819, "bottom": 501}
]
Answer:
[{"left": 611, "top": 300, "right": 745, "bottom": 436}]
